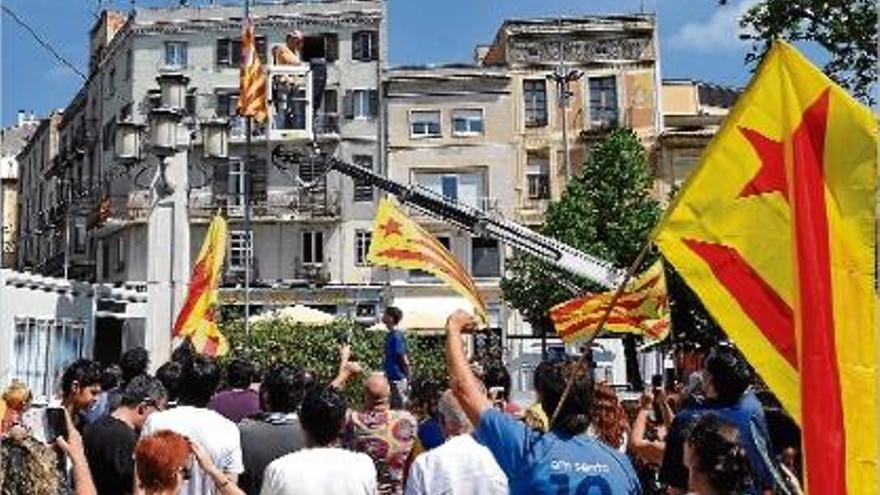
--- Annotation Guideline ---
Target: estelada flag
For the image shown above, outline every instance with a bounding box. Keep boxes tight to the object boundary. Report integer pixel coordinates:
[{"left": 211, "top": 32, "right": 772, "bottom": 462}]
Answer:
[
  {"left": 173, "top": 215, "right": 229, "bottom": 357},
  {"left": 654, "top": 41, "right": 877, "bottom": 494},
  {"left": 368, "top": 198, "right": 488, "bottom": 323},
  {"left": 550, "top": 259, "right": 669, "bottom": 344},
  {"left": 237, "top": 19, "right": 268, "bottom": 122}
]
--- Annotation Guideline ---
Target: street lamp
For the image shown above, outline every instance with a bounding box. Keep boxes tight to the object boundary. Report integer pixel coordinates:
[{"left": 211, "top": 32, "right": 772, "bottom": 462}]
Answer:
[
  {"left": 201, "top": 118, "right": 229, "bottom": 160},
  {"left": 115, "top": 120, "right": 145, "bottom": 165},
  {"left": 157, "top": 73, "right": 190, "bottom": 111}
]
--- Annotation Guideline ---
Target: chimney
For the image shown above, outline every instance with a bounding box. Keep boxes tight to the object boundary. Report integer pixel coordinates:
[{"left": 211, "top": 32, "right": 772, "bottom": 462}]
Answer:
[{"left": 17, "top": 110, "right": 25, "bottom": 127}]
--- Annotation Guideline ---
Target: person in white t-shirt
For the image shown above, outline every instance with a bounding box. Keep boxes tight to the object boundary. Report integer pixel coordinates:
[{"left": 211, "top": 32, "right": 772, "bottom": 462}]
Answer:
[
  {"left": 260, "top": 385, "right": 376, "bottom": 495},
  {"left": 405, "top": 389, "right": 507, "bottom": 495},
  {"left": 140, "top": 355, "right": 243, "bottom": 495}
]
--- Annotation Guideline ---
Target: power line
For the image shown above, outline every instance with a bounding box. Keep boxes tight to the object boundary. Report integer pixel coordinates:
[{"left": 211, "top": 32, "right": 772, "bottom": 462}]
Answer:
[{"left": 1, "top": 4, "right": 87, "bottom": 80}]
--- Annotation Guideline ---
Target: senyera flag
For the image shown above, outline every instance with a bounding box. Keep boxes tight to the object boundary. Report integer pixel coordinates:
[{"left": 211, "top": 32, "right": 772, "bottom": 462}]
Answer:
[
  {"left": 237, "top": 18, "right": 268, "bottom": 122},
  {"left": 368, "top": 198, "right": 488, "bottom": 323},
  {"left": 173, "top": 215, "right": 229, "bottom": 357},
  {"left": 654, "top": 41, "right": 878, "bottom": 494},
  {"left": 550, "top": 259, "right": 669, "bottom": 344}
]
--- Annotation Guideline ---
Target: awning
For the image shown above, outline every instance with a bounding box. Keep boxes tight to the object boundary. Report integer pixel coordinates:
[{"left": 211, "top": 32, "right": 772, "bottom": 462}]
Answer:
[
  {"left": 369, "top": 296, "right": 475, "bottom": 334},
  {"left": 251, "top": 304, "right": 336, "bottom": 326}
]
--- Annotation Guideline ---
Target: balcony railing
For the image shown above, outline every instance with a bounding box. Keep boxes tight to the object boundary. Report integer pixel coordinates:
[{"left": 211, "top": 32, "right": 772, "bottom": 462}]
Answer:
[
  {"left": 294, "top": 263, "right": 331, "bottom": 286},
  {"left": 190, "top": 189, "right": 341, "bottom": 220}
]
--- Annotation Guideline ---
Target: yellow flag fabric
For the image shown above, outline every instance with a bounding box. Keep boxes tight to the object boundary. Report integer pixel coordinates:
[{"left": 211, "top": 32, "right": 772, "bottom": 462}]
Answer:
[
  {"left": 237, "top": 20, "right": 268, "bottom": 123},
  {"left": 654, "top": 41, "right": 877, "bottom": 494},
  {"left": 173, "top": 215, "right": 229, "bottom": 357},
  {"left": 550, "top": 259, "right": 669, "bottom": 344},
  {"left": 368, "top": 198, "right": 488, "bottom": 322}
]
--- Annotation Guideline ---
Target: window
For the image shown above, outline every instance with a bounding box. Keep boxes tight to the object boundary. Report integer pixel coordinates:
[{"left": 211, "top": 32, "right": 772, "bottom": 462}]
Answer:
[
  {"left": 410, "top": 110, "right": 441, "bottom": 138},
  {"left": 409, "top": 236, "right": 451, "bottom": 280},
  {"left": 352, "top": 31, "right": 378, "bottom": 61},
  {"left": 589, "top": 76, "right": 618, "bottom": 127},
  {"left": 452, "top": 109, "right": 484, "bottom": 136},
  {"left": 13, "top": 317, "right": 85, "bottom": 401},
  {"left": 164, "top": 41, "right": 188, "bottom": 69},
  {"left": 115, "top": 235, "right": 126, "bottom": 272},
  {"left": 526, "top": 153, "right": 550, "bottom": 200},
  {"left": 227, "top": 159, "right": 246, "bottom": 215},
  {"left": 101, "top": 241, "right": 110, "bottom": 278},
  {"left": 472, "top": 238, "right": 500, "bottom": 278},
  {"left": 524, "top": 80, "right": 548, "bottom": 127},
  {"left": 217, "top": 37, "right": 265, "bottom": 67},
  {"left": 108, "top": 67, "right": 116, "bottom": 96},
  {"left": 353, "top": 155, "right": 374, "bottom": 202},
  {"left": 73, "top": 221, "right": 86, "bottom": 254},
  {"left": 413, "top": 171, "right": 485, "bottom": 209},
  {"left": 125, "top": 49, "right": 133, "bottom": 80},
  {"left": 229, "top": 230, "right": 253, "bottom": 269},
  {"left": 302, "top": 231, "right": 324, "bottom": 264},
  {"left": 102, "top": 119, "right": 116, "bottom": 152},
  {"left": 346, "top": 89, "right": 378, "bottom": 119},
  {"left": 302, "top": 34, "right": 338, "bottom": 62},
  {"left": 355, "top": 230, "right": 372, "bottom": 266}
]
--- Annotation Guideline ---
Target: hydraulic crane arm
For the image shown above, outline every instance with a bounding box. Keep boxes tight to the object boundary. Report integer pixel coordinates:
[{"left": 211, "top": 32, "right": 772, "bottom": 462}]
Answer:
[
  {"left": 320, "top": 156, "right": 625, "bottom": 289},
  {"left": 270, "top": 146, "right": 625, "bottom": 289}
]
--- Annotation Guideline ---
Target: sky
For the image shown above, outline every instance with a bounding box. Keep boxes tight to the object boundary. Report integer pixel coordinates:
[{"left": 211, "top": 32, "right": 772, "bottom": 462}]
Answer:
[{"left": 0, "top": 0, "right": 766, "bottom": 127}]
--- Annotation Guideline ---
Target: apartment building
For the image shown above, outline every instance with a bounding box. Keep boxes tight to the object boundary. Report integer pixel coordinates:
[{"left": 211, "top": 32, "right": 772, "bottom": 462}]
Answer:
[
  {"left": 385, "top": 65, "right": 516, "bottom": 330},
  {"left": 1, "top": 111, "right": 38, "bottom": 268},
  {"left": 654, "top": 79, "right": 738, "bottom": 201}
]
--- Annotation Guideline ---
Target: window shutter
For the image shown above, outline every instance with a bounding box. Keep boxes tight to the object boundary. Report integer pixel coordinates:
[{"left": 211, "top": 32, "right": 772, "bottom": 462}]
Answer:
[
  {"left": 248, "top": 157, "right": 268, "bottom": 202},
  {"left": 216, "top": 93, "right": 229, "bottom": 117},
  {"left": 368, "top": 90, "right": 379, "bottom": 118},
  {"left": 343, "top": 91, "right": 354, "bottom": 119},
  {"left": 369, "top": 31, "right": 379, "bottom": 61},
  {"left": 213, "top": 162, "right": 229, "bottom": 200},
  {"left": 324, "top": 33, "right": 338, "bottom": 62},
  {"left": 217, "top": 39, "right": 229, "bottom": 66},
  {"left": 181, "top": 43, "right": 188, "bottom": 67},
  {"left": 323, "top": 89, "right": 338, "bottom": 114},
  {"left": 352, "top": 32, "right": 364, "bottom": 61}
]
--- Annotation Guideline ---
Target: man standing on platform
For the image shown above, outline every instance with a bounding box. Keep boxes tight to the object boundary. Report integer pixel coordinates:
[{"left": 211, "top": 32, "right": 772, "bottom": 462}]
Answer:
[{"left": 382, "top": 306, "right": 410, "bottom": 409}]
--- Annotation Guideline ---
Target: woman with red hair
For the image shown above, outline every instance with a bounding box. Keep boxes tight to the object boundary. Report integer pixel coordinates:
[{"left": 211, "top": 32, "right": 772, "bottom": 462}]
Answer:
[
  {"left": 135, "top": 430, "right": 245, "bottom": 495},
  {"left": 588, "top": 382, "right": 629, "bottom": 452}
]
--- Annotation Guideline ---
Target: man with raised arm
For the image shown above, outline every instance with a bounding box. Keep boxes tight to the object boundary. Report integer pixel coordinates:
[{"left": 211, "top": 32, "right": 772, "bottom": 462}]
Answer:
[{"left": 444, "top": 310, "right": 641, "bottom": 495}]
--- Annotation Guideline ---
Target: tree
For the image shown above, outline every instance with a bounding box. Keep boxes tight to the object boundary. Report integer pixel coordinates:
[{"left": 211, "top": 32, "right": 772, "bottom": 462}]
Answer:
[
  {"left": 724, "top": 0, "right": 876, "bottom": 103},
  {"left": 501, "top": 129, "right": 661, "bottom": 389}
]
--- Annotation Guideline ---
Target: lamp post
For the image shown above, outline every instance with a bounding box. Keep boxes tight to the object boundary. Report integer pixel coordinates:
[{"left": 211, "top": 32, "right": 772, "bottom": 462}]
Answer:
[{"left": 114, "top": 72, "right": 192, "bottom": 367}]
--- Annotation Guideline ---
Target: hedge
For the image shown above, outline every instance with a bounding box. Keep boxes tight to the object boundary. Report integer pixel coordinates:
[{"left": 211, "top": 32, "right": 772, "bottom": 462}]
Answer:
[{"left": 221, "top": 318, "right": 448, "bottom": 408}]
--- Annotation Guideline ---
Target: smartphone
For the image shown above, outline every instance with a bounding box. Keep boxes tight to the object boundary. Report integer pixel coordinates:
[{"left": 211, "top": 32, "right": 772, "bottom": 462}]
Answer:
[{"left": 20, "top": 407, "right": 68, "bottom": 443}]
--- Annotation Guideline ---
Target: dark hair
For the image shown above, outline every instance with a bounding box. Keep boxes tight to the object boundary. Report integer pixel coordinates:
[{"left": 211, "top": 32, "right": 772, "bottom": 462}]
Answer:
[
  {"left": 687, "top": 413, "right": 753, "bottom": 494},
  {"left": 300, "top": 386, "right": 347, "bottom": 446},
  {"left": 100, "top": 364, "right": 123, "bottom": 390},
  {"left": 484, "top": 365, "right": 512, "bottom": 401},
  {"left": 533, "top": 361, "right": 554, "bottom": 397},
  {"left": 226, "top": 359, "right": 256, "bottom": 389},
  {"left": 120, "top": 375, "right": 168, "bottom": 408},
  {"left": 705, "top": 347, "right": 751, "bottom": 404},
  {"left": 260, "top": 363, "right": 309, "bottom": 413},
  {"left": 171, "top": 339, "right": 196, "bottom": 372},
  {"left": 384, "top": 306, "right": 403, "bottom": 325},
  {"left": 541, "top": 359, "right": 594, "bottom": 436},
  {"left": 178, "top": 355, "right": 220, "bottom": 407},
  {"left": 120, "top": 347, "right": 150, "bottom": 384},
  {"left": 155, "top": 362, "right": 184, "bottom": 403},
  {"left": 61, "top": 359, "right": 102, "bottom": 397}
]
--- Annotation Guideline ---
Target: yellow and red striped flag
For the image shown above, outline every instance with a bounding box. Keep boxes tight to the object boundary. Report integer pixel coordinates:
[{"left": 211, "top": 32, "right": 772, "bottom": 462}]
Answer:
[
  {"left": 654, "top": 41, "right": 877, "bottom": 494},
  {"left": 368, "top": 198, "right": 488, "bottom": 322},
  {"left": 550, "top": 259, "right": 669, "bottom": 344},
  {"left": 237, "top": 19, "right": 268, "bottom": 122},
  {"left": 173, "top": 215, "right": 229, "bottom": 357}
]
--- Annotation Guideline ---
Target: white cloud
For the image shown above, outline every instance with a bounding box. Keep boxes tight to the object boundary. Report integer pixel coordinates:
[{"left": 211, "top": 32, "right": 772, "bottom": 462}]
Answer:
[{"left": 669, "top": 0, "right": 759, "bottom": 53}]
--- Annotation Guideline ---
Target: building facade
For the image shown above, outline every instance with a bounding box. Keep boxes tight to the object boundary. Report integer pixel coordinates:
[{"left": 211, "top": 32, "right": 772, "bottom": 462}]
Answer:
[{"left": 1, "top": 111, "right": 39, "bottom": 268}]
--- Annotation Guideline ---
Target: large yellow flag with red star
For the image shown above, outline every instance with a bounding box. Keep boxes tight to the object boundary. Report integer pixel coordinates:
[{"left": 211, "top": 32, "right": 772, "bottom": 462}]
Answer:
[
  {"left": 368, "top": 198, "right": 488, "bottom": 322},
  {"left": 173, "top": 215, "right": 229, "bottom": 357},
  {"left": 654, "top": 41, "right": 877, "bottom": 494},
  {"left": 550, "top": 259, "right": 669, "bottom": 344}
]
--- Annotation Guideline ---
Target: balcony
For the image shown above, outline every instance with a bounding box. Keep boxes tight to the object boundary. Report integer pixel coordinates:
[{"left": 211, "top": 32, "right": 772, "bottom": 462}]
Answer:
[
  {"left": 228, "top": 116, "right": 268, "bottom": 142},
  {"left": 223, "top": 258, "right": 260, "bottom": 287},
  {"left": 294, "top": 263, "right": 330, "bottom": 286},
  {"left": 189, "top": 189, "right": 341, "bottom": 221},
  {"left": 91, "top": 193, "right": 150, "bottom": 228},
  {"left": 314, "top": 113, "right": 340, "bottom": 138}
]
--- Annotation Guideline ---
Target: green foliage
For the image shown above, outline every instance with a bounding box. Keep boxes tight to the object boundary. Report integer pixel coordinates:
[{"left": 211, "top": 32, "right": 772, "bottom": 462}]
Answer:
[
  {"left": 501, "top": 129, "right": 662, "bottom": 335},
  {"left": 221, "top": 318, "right": 447, "bottom": 408},
  {"left": 722, "top": 0, "right": 877, "bottom": 103}
]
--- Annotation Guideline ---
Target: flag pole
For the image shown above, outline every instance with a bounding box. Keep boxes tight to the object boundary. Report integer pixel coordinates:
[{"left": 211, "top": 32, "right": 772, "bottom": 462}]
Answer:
[
  {"left": 243, "top": 0, "right": 251, "bottom": 338},
  {"left": 548, "top": 238, "right": 653, "bottom": 428}
]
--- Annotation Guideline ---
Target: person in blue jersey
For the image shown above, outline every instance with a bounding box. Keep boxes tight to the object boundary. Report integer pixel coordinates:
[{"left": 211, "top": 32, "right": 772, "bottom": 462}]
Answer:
[
  {"left": 444, "top": 310, "right": 641, "bottom": 495},
  {"left": 382, "top": 306, "right": 411, "bottom": 409}
]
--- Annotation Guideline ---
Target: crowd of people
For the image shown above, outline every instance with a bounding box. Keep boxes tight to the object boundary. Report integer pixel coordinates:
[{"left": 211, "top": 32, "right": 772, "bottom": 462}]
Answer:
[{"left": 0, "top": 307, "right": 804, "bottom": 495}]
